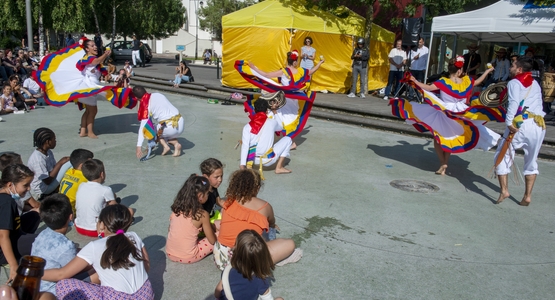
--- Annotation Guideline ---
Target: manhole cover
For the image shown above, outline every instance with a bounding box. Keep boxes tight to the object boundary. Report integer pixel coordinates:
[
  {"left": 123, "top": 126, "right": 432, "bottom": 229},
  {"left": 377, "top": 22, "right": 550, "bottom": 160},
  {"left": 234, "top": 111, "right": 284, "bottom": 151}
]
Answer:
[{"left": 390, "top": 180, "right": 439, "bottom": 193}]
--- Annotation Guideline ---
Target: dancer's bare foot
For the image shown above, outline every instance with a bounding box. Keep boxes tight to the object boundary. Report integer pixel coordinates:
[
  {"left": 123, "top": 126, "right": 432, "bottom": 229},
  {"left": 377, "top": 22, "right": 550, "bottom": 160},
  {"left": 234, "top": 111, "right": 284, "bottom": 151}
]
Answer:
[
  {"left": 290, "top": 142, "right": 297, "bottom": 150},
  {"left": 496, "top": 191, "right": 510, "bottom": 204},
  {"left": 435, "top": 165, "right": 447, "bottom": 175},
  {"left": 87, "top": 133, "right": 98, "bottom": 139},
  {"left": 172, "top": 143, "right": 182, "bottom": 157},
  {"left": 519, "top": 197, "right": 531, "bottom": 207},
  {"left": 275, "top": 167, "right": 292, "bottom": 174},
  {"left": 79, "top": 128, "right": 87, "bottom": 137},
  {"left": 161, "top": 146, "right": 171, "bottom": 156}
]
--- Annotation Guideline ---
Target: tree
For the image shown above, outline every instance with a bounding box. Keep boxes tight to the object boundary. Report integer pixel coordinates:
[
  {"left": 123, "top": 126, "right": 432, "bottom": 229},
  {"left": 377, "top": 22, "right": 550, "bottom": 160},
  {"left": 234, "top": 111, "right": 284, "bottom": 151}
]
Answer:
[{"left": 197, "top": 0, "right": 257, "bottom": 41}]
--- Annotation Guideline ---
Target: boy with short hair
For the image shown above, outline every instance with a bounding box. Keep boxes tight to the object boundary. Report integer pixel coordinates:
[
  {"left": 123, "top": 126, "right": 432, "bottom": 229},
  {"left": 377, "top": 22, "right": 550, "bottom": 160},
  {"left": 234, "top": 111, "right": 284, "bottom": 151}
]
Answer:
[
  {"left": 31, "top": 193, "right": 77, "bottom": 296},
  {"left": 74, "top": 159, "right": 128, "bottom": 237},
  {"left": 59, "top": 149, "right": 93, "bottom": 214}
]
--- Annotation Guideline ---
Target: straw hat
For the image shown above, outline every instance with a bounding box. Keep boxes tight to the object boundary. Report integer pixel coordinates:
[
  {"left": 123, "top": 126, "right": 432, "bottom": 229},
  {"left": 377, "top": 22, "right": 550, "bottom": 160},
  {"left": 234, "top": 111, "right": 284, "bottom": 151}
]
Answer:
[
  {"left": 467, "top": 43, "right": 480, "bottom": 50},
  {"left": 495, "top": 48, "right": 507, "bottom": 54},
  {"left": 259, "top": 90, "right": 286, "bottom": 109},
  {"left": 480, "top": 82, "right": 508, "bottom": 107}
]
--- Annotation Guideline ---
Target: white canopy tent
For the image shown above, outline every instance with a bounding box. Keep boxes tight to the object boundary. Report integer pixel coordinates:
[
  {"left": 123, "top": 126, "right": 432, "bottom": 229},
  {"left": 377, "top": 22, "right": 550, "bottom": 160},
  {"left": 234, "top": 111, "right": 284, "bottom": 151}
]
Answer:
[{"left": 427, "top": 0, "right": 555, "bottom": 78}]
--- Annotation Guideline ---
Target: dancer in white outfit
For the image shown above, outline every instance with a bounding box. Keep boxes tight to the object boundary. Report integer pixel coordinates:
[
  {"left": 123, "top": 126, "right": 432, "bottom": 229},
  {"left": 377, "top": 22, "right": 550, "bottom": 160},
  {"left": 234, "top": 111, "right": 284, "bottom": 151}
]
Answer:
[
  {"left": 133, "top": 86, "right": 184, "bottom": 158},
  {"left": 494, "top": 56, "right": 546, "bottom": 206},
  {"left": 240, "top": 99, "right": 292, "bottom": 176}
]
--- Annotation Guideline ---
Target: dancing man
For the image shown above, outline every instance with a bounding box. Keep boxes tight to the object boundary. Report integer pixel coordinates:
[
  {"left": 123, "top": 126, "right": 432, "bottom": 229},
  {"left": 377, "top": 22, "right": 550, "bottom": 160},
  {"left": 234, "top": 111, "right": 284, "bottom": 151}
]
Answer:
[
  {"left": 240, "top": 95, "right": 292, "bottom": 176},
  {"left": 495, "top": 56, "right": 546, "bottom": 206},
  {"left": 133, "top": 86, "right": 184, "bottom": 158},
  {"left": 34, "top": 37, "right": 137, "bottom": 138}
]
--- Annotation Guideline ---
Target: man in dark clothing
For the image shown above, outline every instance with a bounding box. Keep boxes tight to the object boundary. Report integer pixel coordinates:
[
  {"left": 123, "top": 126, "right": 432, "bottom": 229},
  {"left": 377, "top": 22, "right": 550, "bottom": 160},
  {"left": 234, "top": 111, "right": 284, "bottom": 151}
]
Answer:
[
  {"left": 65, "top": 34, "right": 75, "bottom": 47},
  {"left": 94, "top": 33, "right": 103, "bottom": 56},
  {"left": 348, "top": 38, "right": 370, "bottom": 98},
  {"left": 131, "top": 35, "right": 142, "bottom": 67},
  {"left": 139, "top": 42, "right": 146, "bottom": 67},
  {"left": 463, "top": 43, "right": 481, "bottom": 77}
]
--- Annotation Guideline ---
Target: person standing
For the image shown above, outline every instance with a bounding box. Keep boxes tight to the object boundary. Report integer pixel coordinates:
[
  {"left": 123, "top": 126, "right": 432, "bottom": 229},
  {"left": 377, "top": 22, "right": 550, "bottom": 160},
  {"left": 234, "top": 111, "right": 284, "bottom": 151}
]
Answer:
[
  {"left": 65, "top": 34, "right": 75, "bottom": 48},
  {"left": 131, "top": 35, "right": 142, "bottom": 67},
  {"left": 463, "top": 43, "right": 481, "bottom": 77},
  {"left": 494, "top": 56, "right": 546, "bottom": 206},
  {"left": 483, "top": 48, "right": 510, "bottom": 89},
  {"left": 409, "top": 37, "right": 429, "bottom": 98},
  {"left": 383, "top": 39, "right": 406, "bottom": 100},
  {"left": 300, "top": 37, "right": 316, "bottom": 70},
  {"left": 347, "top": 38, "right": 370, "bottom": 98},
  {"left": 139, "top": 42, "right": 146, "bottom": 68}
]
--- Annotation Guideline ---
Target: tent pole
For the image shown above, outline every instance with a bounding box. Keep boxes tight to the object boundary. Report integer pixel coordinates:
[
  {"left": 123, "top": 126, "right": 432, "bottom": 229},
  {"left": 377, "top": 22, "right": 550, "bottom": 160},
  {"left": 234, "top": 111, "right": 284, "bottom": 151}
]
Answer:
[
  {"left": 517, "top": 42, "right": 521, "bottom": 55},
  {"left": 425, "top": 31, "right": 434, "bottom": 81},
  {"left": 438, "top": 35, "right": 446, "bottom": 74},
  {"left": 453, "top": 34, "right": 458, "bottom": 58}
]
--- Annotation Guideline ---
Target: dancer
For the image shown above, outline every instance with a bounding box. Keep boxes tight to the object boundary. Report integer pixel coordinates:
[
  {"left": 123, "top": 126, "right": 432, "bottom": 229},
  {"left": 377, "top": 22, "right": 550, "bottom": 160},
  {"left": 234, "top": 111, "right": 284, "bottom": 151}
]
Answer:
[
  {"left": 240, "top": 99, "right": 292, "bottom": 176},
  {"left": 133, "top": 86, "right": 184, "bottom": 158},
  {"left": 34, "top": 37, "right": 137, "bottom": 138},
  {"left": 390, "top": 57, "right": 505, "bottom": 175},
  {"left": 494, "top": 56, "right": 546, "bottom": 206},
  {"left": 237, "top": 50, "right": 324, "bottom": 148}
]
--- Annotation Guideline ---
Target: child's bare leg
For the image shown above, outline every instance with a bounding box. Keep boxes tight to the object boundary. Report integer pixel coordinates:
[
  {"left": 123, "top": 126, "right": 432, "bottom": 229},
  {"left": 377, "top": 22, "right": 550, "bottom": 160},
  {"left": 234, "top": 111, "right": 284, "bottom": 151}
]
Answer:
[
  {"left": 86, "top": 106, "right": 98, "bottom": 138},
  {"left": 266, "top": 238, "right": 295, "bottom": 264},
  {"left": 167, "top": 138, "right": 182, "bottom": 157},
  {"left": 80, "top": 110, "right": 88, "bottom": 137},
  {"left": 275, "top": 156, "right": 291, "bottom": 174},
  {"left": 159, "top": 138, "right": 171, "bottom": 155}
]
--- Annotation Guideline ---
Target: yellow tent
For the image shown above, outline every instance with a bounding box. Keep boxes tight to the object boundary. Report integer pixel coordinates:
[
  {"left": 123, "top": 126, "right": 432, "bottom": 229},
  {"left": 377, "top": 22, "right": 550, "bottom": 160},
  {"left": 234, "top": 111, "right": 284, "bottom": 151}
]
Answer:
[{"left": 221, "top": 0, "right": 395, "bottom": 93}]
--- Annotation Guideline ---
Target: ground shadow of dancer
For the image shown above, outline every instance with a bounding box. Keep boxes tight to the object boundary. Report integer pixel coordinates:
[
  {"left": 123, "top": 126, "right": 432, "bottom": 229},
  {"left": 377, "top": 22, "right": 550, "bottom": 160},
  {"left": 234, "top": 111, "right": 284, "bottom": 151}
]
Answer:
[
  {"left": 143, "top": 235, "right": 167, "bottom": 300},
  {"left": 366, "top": 140, "right": 513, "bottom": 204}
]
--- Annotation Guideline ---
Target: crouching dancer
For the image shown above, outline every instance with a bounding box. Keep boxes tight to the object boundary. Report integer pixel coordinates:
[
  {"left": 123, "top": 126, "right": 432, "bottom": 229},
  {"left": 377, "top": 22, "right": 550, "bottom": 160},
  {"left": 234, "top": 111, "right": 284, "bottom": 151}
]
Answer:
[
  {"left": 240, "top": 97, "right": 292, "bottom": 177},
  {"left": 133, "top": 86, "right": 184, "bottom": 158}
]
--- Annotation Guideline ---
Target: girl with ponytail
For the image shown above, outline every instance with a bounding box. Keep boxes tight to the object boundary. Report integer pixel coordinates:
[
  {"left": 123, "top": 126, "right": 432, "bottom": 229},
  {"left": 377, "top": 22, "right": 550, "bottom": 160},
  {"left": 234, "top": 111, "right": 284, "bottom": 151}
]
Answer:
[{"left": 42, "top": 204, "right": 154, "bottom": 300}]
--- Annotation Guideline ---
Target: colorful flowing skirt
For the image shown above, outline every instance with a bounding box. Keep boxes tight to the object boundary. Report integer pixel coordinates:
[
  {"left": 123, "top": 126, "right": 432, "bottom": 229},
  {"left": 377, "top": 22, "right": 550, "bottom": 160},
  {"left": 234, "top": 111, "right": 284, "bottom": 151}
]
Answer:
[
  {"left": 390, "top": 91, "right": 505, "bottom": 153},
  {"left": 236, "top": 60, "right": 315, "bottom": 139},
  {"left": 34, "top": 44, "right": 137, "bottom": 110}
]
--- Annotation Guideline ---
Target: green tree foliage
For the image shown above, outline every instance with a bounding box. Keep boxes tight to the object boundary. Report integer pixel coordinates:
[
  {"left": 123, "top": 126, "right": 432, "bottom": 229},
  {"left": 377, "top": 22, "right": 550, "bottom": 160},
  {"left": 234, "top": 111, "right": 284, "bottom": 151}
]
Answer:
[{"left": 197, "top": 0, "right": 257, "bottom": 41}]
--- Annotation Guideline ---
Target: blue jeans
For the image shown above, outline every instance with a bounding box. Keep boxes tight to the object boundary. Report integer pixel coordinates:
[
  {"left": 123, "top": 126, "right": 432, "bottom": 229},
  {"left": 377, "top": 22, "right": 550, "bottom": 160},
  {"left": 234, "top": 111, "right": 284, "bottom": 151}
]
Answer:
[
  {"left": 384, "top": 70, "right": 403, "bottom": 97},
  {"left": 174, "top": 75, "right": 190, "bottom": 85}
]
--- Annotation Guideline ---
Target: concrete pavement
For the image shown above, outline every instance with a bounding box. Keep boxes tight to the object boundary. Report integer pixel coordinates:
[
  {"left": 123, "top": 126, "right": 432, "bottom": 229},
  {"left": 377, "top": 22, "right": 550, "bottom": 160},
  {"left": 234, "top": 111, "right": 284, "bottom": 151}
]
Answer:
[{"left": 1, "top": 91, "right": 555, "bottom": 299}]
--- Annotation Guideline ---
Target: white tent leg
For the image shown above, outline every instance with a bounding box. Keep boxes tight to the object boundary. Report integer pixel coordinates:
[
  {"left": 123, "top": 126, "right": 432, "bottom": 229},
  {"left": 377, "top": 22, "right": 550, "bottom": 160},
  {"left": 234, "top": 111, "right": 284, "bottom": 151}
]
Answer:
[{"left": 425, "top": 31, "right": 434, "bottom": 81}]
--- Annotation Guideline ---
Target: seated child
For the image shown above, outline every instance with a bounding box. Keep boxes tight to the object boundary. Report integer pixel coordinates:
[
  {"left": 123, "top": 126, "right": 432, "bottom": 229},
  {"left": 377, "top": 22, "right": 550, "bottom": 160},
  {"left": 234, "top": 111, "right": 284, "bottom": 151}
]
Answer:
[
  {"left": 59, "top": 149, "right": 94, "bottom": 214},
  {"left": 42, "top": 204, "right": 154, "bottom": 299},
  {"left": 0, "top": 164, "right": 35, "bottom": 282},
  {"left": 74, "top": 159, "right": 130, "bottom": 237},
  {"left": 31, "top": 194, "right": 77, "bottom": 297},
  {"left": 0, "top": 152, "right": 40, "bottom": 233},
  {"left": 1, "top": 84, "right": 16, "bottom": 114},
  {"left": 27, "top": 128, "right": 71, "bottom": 200},
  {"left": 200, "top": 158, "right": 225, "bottom": 227},
  {"left": 214, "top": 230, "right": 284, "bottom": 300},
  {"left": 166, "top": 175, "right": 217, "bottom": 264}
]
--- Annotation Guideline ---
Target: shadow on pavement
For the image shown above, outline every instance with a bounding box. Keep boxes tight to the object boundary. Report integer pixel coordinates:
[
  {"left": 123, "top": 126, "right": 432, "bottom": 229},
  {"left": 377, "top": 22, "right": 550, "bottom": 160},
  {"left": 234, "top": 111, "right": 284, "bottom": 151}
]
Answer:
[
  {"left": 143, "top": 235, "right": 167, "bottom": 300},
  {"left": 110, "top": 183, "right": 127, "bottom": 193},
  {"left": 367, "top": 140, "right": 504, "bottom": 203},
  {"left": 95, "top": 113, "right": 138, "bottom": 135}
]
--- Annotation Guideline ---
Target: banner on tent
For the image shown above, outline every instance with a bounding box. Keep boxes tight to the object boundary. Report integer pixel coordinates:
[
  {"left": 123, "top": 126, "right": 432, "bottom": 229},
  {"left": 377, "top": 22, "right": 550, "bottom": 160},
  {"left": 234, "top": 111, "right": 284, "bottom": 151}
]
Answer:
[{"left": 524, "top": 0, "right": 555, "bottom": 8}]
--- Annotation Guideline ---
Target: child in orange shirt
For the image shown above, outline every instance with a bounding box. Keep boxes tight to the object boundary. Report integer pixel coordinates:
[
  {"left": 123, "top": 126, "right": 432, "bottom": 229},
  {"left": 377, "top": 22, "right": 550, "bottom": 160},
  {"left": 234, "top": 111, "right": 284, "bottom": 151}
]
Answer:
[{"left": 166, "top": 174, "right": 217, "bottom": 264}]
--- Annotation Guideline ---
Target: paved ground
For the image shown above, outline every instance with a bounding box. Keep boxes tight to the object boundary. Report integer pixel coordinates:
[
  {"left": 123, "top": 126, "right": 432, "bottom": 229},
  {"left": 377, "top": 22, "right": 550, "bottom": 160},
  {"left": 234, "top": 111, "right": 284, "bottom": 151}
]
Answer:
[{"left": 1, "top": 91, "right": 555, "bottom": 299}]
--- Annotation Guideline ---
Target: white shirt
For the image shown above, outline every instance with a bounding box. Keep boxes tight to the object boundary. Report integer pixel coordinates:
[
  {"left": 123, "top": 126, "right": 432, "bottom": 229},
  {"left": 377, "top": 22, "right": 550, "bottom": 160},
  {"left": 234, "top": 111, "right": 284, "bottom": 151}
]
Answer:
[
  {"left": 389, "top": 48, "right": 407, "bottom": 71},
  {"left": 77, "top": 231, "right": 148, "bottom": 294},
  {"left": 27, "top": 149, "right": 56, "bottom": 196},
  {"left": 410, "top": 46, "right": 429, "bottom": 71},
  {"left": 505, "top": 78, "right": 544, "bottom": 127},
  {"left": 23, "top": 78, "right": 41, "bottom": 94},
  {"left": 137, "top": 93, "right": 180, "bottom": 146},
  {"left": 240, "top": 118, "right": 282, "bottom": 166},
  {"left": 75, "top": 181, "right": 115, "bottom": 230}
]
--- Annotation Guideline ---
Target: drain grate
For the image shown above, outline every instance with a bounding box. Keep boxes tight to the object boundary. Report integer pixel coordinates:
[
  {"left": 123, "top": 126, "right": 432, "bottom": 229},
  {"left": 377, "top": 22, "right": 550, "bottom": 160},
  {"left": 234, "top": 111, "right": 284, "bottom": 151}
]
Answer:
[{"left": 390, "top": 180, "right": 439, "bottom": 193}]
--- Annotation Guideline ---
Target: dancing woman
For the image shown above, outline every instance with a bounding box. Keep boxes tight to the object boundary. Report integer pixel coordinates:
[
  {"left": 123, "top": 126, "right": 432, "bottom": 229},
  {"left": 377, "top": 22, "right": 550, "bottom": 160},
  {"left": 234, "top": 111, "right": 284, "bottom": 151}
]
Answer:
[
  {"left": 34, "top": 37, "right": 137, "bottom": 138},
  {"left": 236, "top": 50, "right": 324, "bottom": 148},
  {"left": 390, "top": 57, "right": 505, "bottom": 175}
]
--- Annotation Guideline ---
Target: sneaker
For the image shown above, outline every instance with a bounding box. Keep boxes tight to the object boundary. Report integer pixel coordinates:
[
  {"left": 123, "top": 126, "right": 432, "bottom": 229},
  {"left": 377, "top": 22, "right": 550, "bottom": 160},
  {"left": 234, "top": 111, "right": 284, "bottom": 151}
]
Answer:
[
  {"left": 276, "top": 248, "right": 303, "bottom": 266},
  {"left": 383, "top": 96, "right": 389, "bottom": 101},
  {"left": 360, "top": 93, "right": 365, "bottom": 98},
  {"left": 347, "top": 93, "right": 356, "bottom": 98}
]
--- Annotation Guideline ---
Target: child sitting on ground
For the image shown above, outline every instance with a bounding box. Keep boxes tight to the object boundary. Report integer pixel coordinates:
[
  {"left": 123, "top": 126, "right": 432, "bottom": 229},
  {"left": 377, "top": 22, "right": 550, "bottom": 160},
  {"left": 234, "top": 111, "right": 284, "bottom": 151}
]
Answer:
[
  {"left": 214, "top": 230, "right": 284, "bottom": 300},
  {"left": 200, "top": 158, "right": 225, "bottom": 227},
  {"left": 59, "top": 149, "right": 94, "bottom": 214},
  {"left": 0, "top": 84, "right": 16, "bottom": 114},
  {"left": 0, "top": 152, "right": 41, "bottom": 233},
  {"left": 31, "top": 194, "right": 78, "bottom": 297},
  {"left": 42, "top": 204, "right": 154, "bottom": 299},
  {"left": 74, "top": 159, "right": 129, "bottom": 237},
  {"left": 166, "top": 174, "right": 217, "bottom": 264},
  {"left": 27, "top": 127, "right": 71, "bottom": 200}
]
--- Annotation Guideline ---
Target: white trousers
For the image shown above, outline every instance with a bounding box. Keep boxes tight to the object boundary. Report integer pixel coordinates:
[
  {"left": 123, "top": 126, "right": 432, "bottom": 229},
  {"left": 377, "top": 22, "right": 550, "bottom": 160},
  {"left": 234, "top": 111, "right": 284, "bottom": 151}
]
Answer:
[
  {"left": 132, "top": 50, "right": 142, "bottom": 66},
  {"left": 159, "top": 117, "right": 184, "bottom": 140},
  {"left": 494, "top": 119, "right": 546, "bottom": 176},
  {"left": 258, "top": 136, "right": 292, "bottom": 167}
]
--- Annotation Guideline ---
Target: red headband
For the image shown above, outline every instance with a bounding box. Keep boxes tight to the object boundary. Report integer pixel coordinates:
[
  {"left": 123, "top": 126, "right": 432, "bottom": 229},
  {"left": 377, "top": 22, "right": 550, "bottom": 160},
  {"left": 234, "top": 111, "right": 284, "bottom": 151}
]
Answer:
[{"left": 289, "top": 50, "right": 299, "bottom": 61}]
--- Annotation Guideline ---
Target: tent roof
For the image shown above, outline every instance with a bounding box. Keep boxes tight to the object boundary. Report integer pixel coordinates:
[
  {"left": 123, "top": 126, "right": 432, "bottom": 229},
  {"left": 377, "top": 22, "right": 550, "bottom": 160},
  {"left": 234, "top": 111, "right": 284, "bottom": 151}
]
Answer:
[
  {"left": 222, "top": 0, "right": 365, "bottom": 36},
  {"left": 431, "top": 0, "right": 555, "bottom": 43}
]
